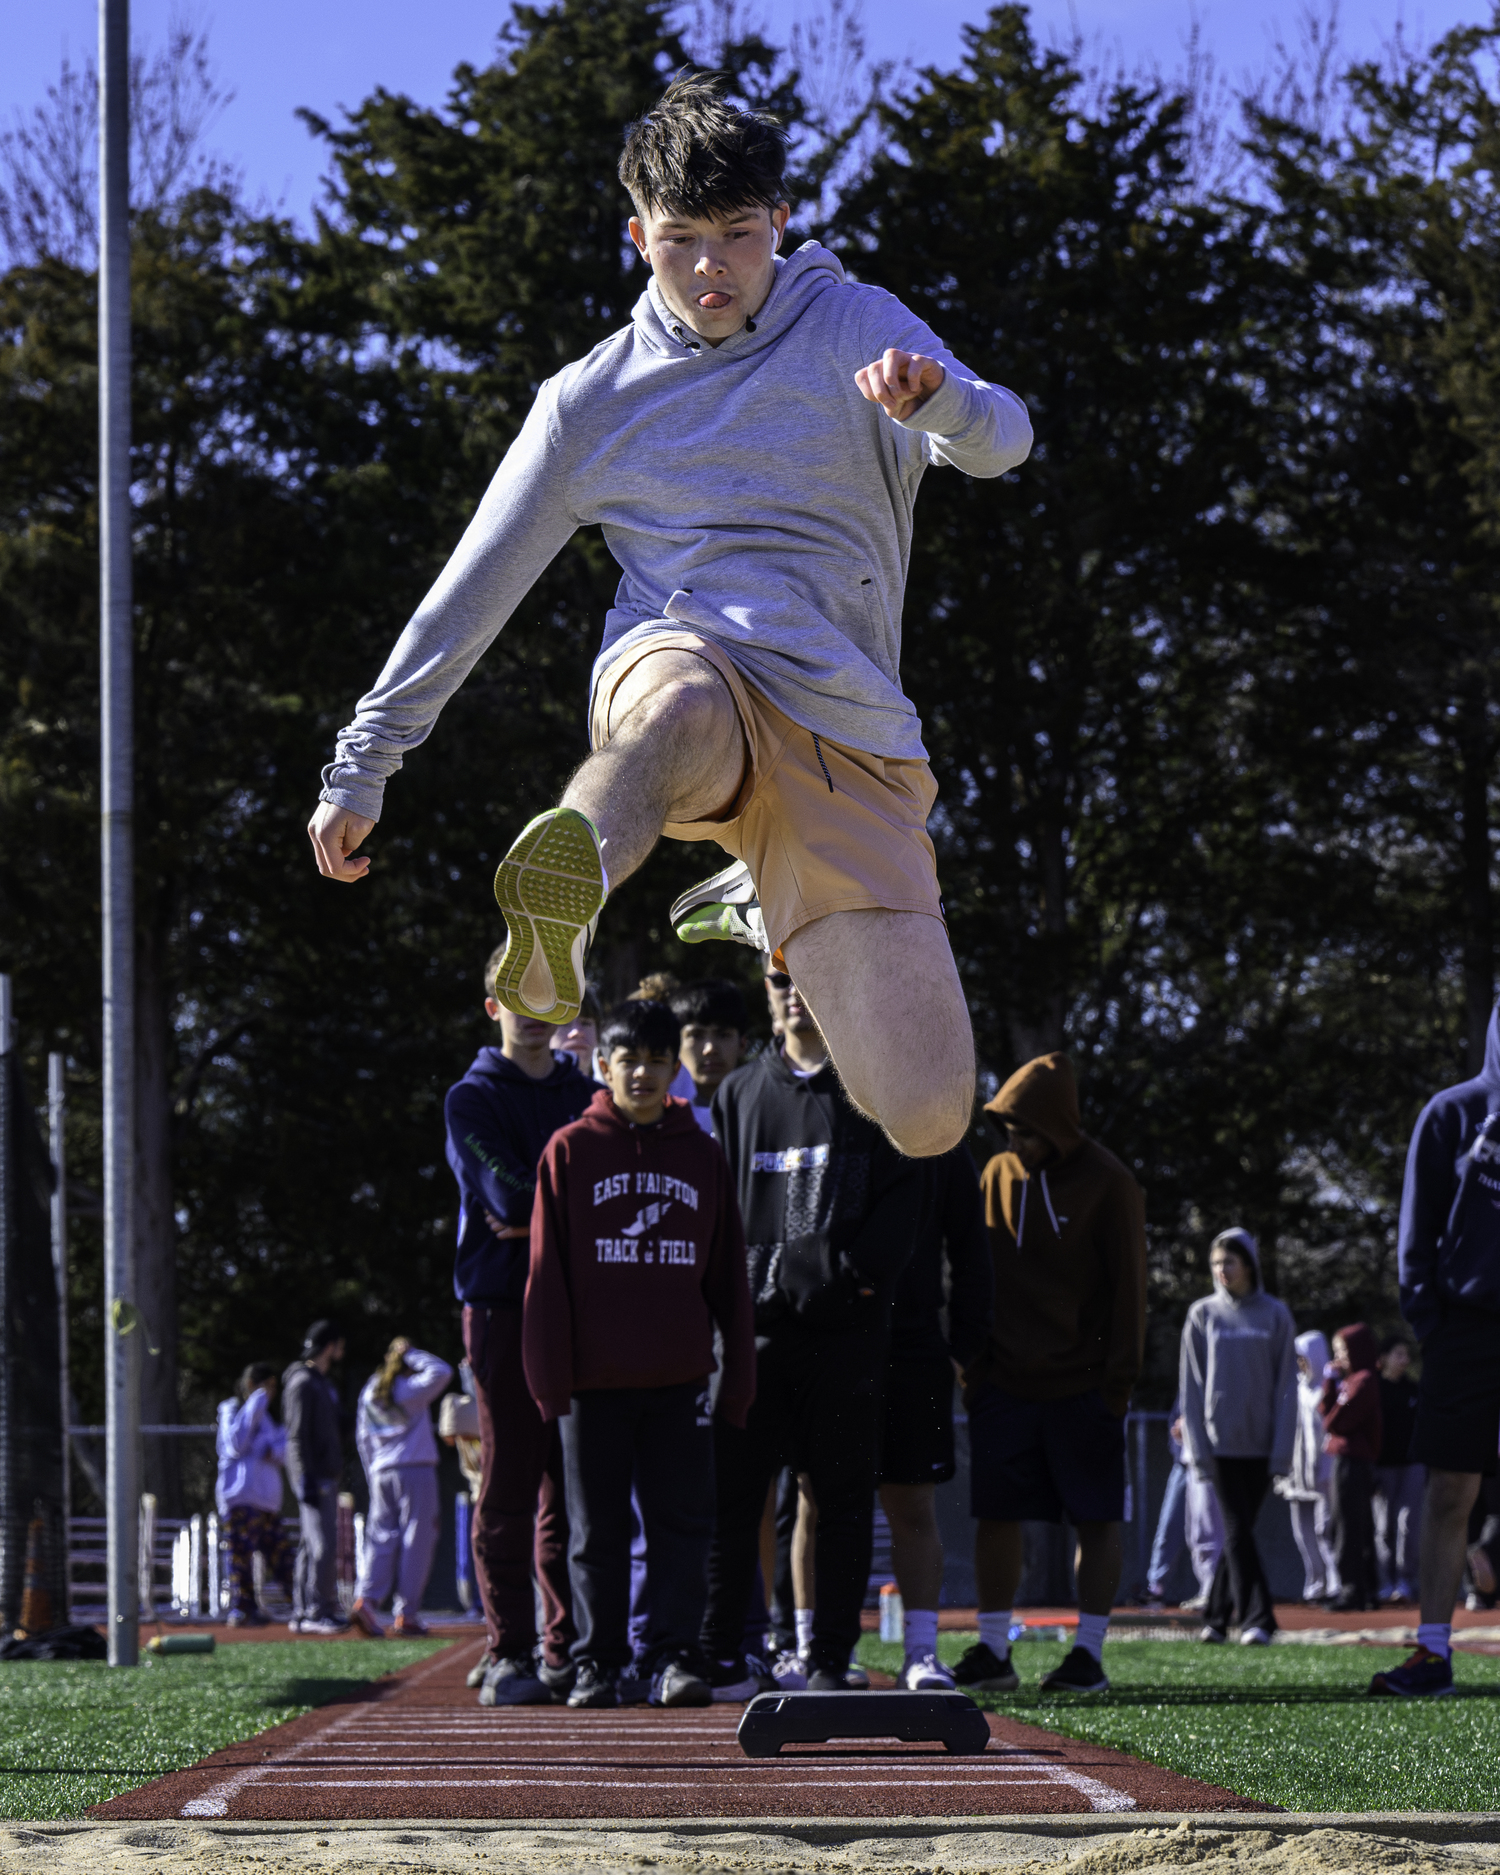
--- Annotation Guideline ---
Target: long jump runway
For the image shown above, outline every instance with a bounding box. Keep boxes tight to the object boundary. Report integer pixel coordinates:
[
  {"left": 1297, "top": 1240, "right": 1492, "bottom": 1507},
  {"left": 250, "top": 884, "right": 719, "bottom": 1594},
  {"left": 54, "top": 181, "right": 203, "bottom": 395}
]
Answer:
[{"left": 91, "top": 1640, "right": 1265, "bottom": 1822}]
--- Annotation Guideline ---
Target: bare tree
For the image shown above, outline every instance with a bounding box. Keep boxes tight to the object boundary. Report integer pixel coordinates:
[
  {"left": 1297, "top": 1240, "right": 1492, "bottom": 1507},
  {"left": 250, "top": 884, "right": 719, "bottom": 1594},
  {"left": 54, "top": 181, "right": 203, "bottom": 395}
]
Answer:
[{"left": 0, "top": 14, "right": 237, "bottom": 269}]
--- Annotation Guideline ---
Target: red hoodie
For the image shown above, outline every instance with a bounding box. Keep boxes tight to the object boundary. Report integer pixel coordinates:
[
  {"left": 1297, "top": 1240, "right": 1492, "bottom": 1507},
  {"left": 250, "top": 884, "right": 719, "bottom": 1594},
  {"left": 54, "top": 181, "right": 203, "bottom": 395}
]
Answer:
[
  {"left": 1319, "top": 1321, "right": 1383, "bottom": 1462},
  {"left": 522, "top": 1090, "right": 755, "bottom": 1426}
]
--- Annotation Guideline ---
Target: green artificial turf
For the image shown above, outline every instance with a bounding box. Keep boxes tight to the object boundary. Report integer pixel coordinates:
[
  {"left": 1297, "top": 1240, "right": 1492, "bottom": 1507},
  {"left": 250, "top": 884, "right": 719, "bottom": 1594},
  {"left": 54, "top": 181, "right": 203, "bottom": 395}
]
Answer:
[
  {"left": 0, "top": 1638, "right": 444, "bottom": 1819},
  {"left": 856, "top": 1632, "right": 1500, "bottom": 1812}
]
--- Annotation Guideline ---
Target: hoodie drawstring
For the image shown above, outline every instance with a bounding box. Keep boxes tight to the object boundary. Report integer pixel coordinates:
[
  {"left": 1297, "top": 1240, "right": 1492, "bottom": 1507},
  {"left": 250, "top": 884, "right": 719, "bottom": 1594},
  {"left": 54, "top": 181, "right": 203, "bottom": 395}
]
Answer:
[
  {"left": 1016, "top": 1180, "right": 1027, "bottom": 1250},
  {"left": 1040, "top": 1170, "right": 1061, "bottom": 1237}
]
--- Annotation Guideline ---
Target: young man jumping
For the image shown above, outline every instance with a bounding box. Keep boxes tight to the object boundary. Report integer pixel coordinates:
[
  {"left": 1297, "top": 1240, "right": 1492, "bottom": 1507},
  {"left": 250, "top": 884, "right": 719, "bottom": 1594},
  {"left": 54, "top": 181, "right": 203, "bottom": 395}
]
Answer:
[{"left": 308, "top": 74, "right": 1032, "bottom": 1157}]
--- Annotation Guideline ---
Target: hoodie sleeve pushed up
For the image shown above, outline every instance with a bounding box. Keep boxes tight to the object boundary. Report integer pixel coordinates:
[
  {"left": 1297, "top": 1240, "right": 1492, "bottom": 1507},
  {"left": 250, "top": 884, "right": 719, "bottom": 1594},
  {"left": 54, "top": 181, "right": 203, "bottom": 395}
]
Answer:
[
  {"left": 522, "top": 1136, "right": 576, "bottom": 1421},
  {"left": 700, "top": 1147, "right": 756, "bottom": 1428},
  {"left": 320, "top": 390, "right": 579, "bottom": 823}
]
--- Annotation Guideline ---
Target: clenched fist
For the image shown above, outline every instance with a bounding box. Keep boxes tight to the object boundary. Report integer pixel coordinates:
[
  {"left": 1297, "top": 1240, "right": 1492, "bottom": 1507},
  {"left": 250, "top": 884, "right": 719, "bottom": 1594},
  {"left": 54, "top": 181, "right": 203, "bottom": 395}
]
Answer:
[{"left": 856, "top": 348, "right": 946, "bottom": 423}]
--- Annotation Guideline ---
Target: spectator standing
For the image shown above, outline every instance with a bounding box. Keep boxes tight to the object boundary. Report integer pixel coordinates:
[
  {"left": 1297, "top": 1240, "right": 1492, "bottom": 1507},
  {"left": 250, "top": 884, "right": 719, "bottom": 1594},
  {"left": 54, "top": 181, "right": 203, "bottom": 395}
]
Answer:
[
  {"left": 670, "top": 979, "right": 751, "bottom": 1133},
  {"left": 215, "top": 1363, "right": 294, "bottom": 1627},
  {"left": 1179, "top": 1229, "right": 1297, "bottom": 1645},
  {"left": 1275, "top": 1330, "right": 1340, "bottom": 1603},
  {"left": 350, "top": 1338, "right": 455, "bottom": 1638},
  {"left": 1320, "top": 1323, "right": 1383, "bottom": 1612},
  {"left": 524, "top": 999, "right": 755, "bottom": 1708},
  {"left": 282, "top": 1321, "right": 349, "bottom": 1635},
  {"left": 1373, "top": 1009, "right": 1500, "bottom": 1696},
  {"left": 1373, "top": 1335, "right": 1422, "bottom": 1603},
  {"left": 444, "top": 946, "right": 595, "bottom": 1705},
  {"left": 879, "top": 1144, "right": 994, "bottom": 1689},
  {"left": 700, "top": 960, "right": 925, "bottom": 1694},
  {"left": 954, "top": 1054, "right": 1146, "bottom": 1696},
  {"left": 1145, "top": 1400, "right": 1223, "bottom": 1608}
]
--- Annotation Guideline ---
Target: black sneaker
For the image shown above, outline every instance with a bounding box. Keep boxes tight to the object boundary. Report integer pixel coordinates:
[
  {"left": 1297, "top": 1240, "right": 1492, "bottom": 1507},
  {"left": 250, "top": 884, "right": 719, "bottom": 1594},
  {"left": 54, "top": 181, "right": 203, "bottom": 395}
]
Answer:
[
  {"left": 952, "top": 1640, "right": 1020, "bottom": 1692},
  {"left": 806, "top": 1666, "right": 852, "bottom": 1690},
  {"left": 566, "top": 1660, "right": 619, "bottom": 1709},
  {"left": 1038, "top": 1645, "right": 1109, "bottom": 1694}
]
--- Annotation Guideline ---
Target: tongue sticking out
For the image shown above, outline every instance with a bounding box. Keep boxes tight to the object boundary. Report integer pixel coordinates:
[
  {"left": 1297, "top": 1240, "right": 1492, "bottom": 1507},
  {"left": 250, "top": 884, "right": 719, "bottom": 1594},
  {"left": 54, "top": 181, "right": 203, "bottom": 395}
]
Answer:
[{"left": 699, "top": 292, "right": 731, "bottom": 310}]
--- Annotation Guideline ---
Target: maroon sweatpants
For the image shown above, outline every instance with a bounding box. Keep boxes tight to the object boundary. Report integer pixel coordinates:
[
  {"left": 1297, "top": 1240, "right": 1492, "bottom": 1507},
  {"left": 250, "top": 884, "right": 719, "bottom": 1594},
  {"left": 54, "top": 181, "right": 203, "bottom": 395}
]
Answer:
[{"left": 463, "top": 1301, "right": 574, "bottom": 1665}]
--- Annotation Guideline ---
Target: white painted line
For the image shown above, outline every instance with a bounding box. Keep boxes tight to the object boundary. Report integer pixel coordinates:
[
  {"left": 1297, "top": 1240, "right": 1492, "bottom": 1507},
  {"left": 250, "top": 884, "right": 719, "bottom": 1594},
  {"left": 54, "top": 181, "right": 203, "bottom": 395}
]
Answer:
[{"left": 269, "top": 1778, "right": 1067, "bottom": 1791}]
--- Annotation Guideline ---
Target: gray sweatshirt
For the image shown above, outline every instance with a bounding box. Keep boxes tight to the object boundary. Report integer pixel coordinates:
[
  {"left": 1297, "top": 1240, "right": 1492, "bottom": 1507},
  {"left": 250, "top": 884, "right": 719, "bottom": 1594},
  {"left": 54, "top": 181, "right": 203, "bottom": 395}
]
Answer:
[
  {"left": 319, "top": 242, "right": 1033, "bottom": 821},
  {"left": 1179, "top": 1286, "right": 1298, "bottom": 1478}
]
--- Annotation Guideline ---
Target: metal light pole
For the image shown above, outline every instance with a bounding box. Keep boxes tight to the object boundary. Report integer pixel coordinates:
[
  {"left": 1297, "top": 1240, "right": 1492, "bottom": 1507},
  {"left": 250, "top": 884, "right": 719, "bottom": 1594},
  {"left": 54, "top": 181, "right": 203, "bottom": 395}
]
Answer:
[
  {"left": 99, "top": 0, "right": 138, "bottom": 1668},
  {"left": 48, "top": 1053, "right": 71, "bottom": 1607}
]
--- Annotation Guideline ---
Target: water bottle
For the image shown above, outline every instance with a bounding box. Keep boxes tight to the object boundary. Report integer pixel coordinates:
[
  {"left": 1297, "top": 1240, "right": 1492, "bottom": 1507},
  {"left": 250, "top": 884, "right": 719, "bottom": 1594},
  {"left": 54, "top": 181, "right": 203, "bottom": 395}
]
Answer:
[{"left": 878, "top": 1581, "right": 903, "bottom": 1642}]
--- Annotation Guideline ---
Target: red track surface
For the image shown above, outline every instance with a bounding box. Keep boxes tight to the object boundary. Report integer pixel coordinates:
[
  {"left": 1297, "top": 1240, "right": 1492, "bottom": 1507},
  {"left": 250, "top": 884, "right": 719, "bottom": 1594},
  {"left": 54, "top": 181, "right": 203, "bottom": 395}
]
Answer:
[{"left": 93, "top": 1640, "right": 1267, "bottom": 1823}]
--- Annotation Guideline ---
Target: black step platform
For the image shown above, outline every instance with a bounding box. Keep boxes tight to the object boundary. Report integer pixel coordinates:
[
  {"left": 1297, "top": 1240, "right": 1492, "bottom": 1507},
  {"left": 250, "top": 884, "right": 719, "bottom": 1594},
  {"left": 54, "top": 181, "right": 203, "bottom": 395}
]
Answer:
[{"left": 736, "top": 1689, "right": 991, "bottom": 1757}]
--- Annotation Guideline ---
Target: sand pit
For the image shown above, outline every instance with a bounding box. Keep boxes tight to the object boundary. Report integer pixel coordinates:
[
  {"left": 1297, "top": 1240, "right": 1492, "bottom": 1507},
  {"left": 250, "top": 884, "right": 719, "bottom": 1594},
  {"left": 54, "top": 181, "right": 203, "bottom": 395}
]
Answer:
[{"left": 2, "top": 1817, "right": 1499, "bottom": 1873}]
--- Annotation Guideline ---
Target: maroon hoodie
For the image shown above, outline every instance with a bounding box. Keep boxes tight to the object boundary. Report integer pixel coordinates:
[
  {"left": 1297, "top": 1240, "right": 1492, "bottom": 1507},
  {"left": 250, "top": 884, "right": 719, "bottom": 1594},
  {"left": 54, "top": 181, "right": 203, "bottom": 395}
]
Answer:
[
  {"left": 1319, "top": 1321, "right": 1384, "bottom": 1462},
  {"left": 523, "top": 1089, "right": 755, "bottom": 1426}
]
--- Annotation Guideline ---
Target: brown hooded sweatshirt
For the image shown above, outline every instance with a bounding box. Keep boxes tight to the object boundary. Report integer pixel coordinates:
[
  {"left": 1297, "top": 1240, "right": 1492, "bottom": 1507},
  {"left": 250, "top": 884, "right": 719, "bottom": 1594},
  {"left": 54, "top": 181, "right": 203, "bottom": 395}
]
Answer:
[{"left": 967, "top": 1053, "right": 1147, "bottom": 1415}]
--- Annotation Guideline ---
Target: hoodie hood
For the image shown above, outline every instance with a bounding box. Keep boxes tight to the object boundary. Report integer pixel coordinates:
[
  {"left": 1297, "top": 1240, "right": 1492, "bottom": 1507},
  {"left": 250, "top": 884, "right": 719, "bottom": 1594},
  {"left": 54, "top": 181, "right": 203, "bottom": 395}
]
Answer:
[
  {"left": 633, "top": 240, "right": 847, "bottom": 361},
  {"left": 465, "top": 1044, "right": 584, "bottom": 1093},
  {"left": 1336, "top": 1321, "right": 1378, "bottom": 1373},
  {"left": 576, "top": 1085, "right": 705, "bottom": 1138},
  {"left": 1212, "top": 1226, "right": 1263, "bottom": 1292},
  {"left": 1296, "top": 1329, "right": 1331, "bottom": 1373},
  {"left": 985, "top": 1053, "right": 1083, "bottom": 1161}
]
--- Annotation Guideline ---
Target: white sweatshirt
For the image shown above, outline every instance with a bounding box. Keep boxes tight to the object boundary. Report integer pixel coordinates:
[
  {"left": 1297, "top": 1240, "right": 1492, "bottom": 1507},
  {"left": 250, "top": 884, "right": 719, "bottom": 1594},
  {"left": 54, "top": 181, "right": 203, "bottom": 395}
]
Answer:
[
  {"left": 215, "top": 1388, "right": 287, "bottom": 1515},
  {"left": 355, "top": 1348, "right": 454, "bottom": 1476}
]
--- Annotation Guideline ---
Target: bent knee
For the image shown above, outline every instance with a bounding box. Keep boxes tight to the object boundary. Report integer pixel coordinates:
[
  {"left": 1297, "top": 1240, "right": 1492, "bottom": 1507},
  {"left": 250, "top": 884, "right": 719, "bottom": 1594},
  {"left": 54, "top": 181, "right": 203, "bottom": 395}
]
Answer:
[{"left": 880, "top": 1079, "right": 973, "bottom": 1158}]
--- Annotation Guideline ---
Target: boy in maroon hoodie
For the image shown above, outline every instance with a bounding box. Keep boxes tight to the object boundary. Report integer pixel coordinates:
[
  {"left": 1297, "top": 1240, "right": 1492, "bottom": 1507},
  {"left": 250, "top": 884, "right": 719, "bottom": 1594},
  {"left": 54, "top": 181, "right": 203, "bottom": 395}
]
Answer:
[
  {"left": 1320, "top": 1323, "right": 1384, "bottom": 1612},
  {"left": 524, "top": 998, "right": 755, "bottom": 1711}
]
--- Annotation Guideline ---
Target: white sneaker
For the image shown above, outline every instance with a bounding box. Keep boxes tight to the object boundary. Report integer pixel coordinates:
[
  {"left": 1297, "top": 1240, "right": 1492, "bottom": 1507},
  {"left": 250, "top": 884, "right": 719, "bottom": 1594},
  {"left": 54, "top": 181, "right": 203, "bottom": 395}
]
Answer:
[
  {"left": 770, "top": 1649, "right": 808, "bottom": 1691},
  {"left": 843, "top": 1659, "right": 871, "bottom": 1690},
  {"left": 1239, "top": 1626, "right": 1272, "bottom": 1646},
  {"left": 1199, "top": 1624, "right": 1227, "bottom": 1644},
  {"left": 901, "top": 1650, "right": 956, "bottom": 1691},
  {"left": 670, "top": 861, "right": 769, "bottom": 952}
]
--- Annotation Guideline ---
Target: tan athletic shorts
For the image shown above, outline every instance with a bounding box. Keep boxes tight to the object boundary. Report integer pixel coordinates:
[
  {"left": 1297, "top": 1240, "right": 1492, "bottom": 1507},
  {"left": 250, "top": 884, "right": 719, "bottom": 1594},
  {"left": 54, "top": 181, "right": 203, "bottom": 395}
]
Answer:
[{"left": 589, "top": 630, "right": 944, "bottom": 954}]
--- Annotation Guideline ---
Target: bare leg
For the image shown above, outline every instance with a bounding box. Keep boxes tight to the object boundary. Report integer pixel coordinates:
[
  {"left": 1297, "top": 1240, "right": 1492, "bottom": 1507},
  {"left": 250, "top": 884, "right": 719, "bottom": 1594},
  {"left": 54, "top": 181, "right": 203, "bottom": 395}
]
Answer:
[
  {"left": 880, "top": 1483, "right": 944, "bottom": 1609},
  {"left": 562, "top": 650, "right": 744, "bottom": 886},
  {"left": 975, "top": 1519, "right": 1024, "bottom": 1610},
  {"left": 1075, "top": 1520, "right": 1123, "bottom": 1618},
  {"left": 1420, "top": 1469, "right": 1482, "bottom": 1626},
  {"left": 791, "top": 1474, "right": 817, "bottom": 1613},
  {"left": 783, "top": 909, "right": 974, "bottom": 1158}
]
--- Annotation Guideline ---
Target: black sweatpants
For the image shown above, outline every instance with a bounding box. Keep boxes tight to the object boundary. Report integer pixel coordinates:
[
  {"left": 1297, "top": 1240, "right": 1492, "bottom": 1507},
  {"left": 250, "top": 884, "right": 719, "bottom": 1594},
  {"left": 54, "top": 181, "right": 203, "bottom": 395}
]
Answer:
[
  {"left": 1331, "top": 1455, "right": 1378, "bottom": 1609},
  {"left": 701, "top": 1322, "right": 884, "bottom": 1675},
  {"left": 1206, "top": 1456, "right": 1276, "bottom": 1635},
  {"left": 558, "top": 1379, "right": 715, "bottom": 1674}
]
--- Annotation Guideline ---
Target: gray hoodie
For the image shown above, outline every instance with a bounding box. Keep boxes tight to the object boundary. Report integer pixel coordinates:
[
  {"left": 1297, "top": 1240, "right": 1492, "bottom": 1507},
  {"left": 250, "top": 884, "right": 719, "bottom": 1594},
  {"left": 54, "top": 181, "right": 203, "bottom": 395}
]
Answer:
[
  {"left": 319, "top": 242, "right": 1033, "bottom": 822},
  {"left": 1179, "top": 1229, "right": 1298, "bottom": 1478}
]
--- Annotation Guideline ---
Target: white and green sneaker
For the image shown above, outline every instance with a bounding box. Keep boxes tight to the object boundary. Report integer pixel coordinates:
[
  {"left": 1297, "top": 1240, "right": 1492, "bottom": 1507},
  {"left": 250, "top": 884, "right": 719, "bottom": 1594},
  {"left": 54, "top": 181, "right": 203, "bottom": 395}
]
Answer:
[
  {"left": 670, "top": 860, "right": 768, "bottom": 953},
  {"left": 492, "top": 808, "right": 607, "bottom": 1023}
]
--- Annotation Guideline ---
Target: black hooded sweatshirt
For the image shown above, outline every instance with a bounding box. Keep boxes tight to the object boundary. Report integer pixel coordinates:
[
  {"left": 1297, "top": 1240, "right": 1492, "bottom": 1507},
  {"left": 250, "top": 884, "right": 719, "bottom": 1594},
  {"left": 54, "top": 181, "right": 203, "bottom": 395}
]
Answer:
[
  {"left": 443, "top": 1045, "right": 595, "bottom": 1306},
  {"left": 711, "top": 1045, "right": 924, "bottom": 1336},
  {"left": 891, "top": 1144, "right": 995, "bottom": 1366}
]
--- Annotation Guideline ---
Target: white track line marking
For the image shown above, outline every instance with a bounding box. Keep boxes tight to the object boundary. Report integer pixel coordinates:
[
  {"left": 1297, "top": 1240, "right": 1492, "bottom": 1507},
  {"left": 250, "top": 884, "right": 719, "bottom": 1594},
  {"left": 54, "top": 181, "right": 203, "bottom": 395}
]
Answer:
[{"left": 179, "top": 1646, "right": 461, "bottom": 1818}]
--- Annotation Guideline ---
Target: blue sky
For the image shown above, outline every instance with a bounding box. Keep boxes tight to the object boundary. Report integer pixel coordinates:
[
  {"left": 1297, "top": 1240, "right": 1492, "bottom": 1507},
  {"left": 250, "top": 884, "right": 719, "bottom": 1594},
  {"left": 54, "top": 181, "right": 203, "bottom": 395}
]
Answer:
[{"left": 5, "top": 0, "right": 1483, "bottom": 228}]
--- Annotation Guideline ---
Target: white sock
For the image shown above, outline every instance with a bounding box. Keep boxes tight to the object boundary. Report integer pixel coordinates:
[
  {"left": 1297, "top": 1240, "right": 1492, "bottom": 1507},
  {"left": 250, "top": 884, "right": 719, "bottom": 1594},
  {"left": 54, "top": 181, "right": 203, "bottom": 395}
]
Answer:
[
  {"left": 1417, "top": 1622, "right": 1452, "bottom": 1660},
  {"left": 977, "top": 1610, "right": 1012, "bottom": 1657},
  {"left": 904, "top": 1608, "right": 938, "bottom": 1657},
  {"left": 1076, "top": 1613, "right": 1110, "bottom": 1662},
  {"left": 795, "top": 1608, "right": 814, "bottom": 1655}
]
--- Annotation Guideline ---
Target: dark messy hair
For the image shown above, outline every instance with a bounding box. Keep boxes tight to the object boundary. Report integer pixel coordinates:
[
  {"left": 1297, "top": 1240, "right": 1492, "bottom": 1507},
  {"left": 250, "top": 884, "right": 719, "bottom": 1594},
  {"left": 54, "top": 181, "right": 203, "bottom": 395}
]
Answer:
[
  {"left": 671, "top": 978, "right": 749, "bottom": 1032},
  {"left": 599, "top": 999, "right": 681, "bottom": 1059},
  {"left": 619, "top": 71, "right": 789, "bottom": 222}
]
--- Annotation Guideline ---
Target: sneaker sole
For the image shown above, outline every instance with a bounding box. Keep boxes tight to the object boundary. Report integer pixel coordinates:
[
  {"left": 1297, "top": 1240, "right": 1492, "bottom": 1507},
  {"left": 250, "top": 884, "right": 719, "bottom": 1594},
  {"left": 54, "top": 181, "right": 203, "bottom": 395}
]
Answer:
[
  {"left": 492, "top": 810, "right": 605, "bottom": 1022},
  {"left": 957, "top": 1675, "right": 1020, "bottom": 1692},
  {"left": 1040, "top": 1677, "right": 1109, "bottom": 1694},
  {"left": 1369, "top": 1679, "right": 1455, "bottom": 1698}
]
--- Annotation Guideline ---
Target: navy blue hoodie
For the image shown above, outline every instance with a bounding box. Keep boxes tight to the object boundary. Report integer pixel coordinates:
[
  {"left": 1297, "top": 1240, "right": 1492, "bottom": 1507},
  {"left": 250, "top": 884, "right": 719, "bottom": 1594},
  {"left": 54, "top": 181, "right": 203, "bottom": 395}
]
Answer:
[
  {"left": 1399, "top": 1006, "right": 1500, "bottom": 1338},
  {"left": 444, "top": 1046, "right": 594, "bottom": 1306}
]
